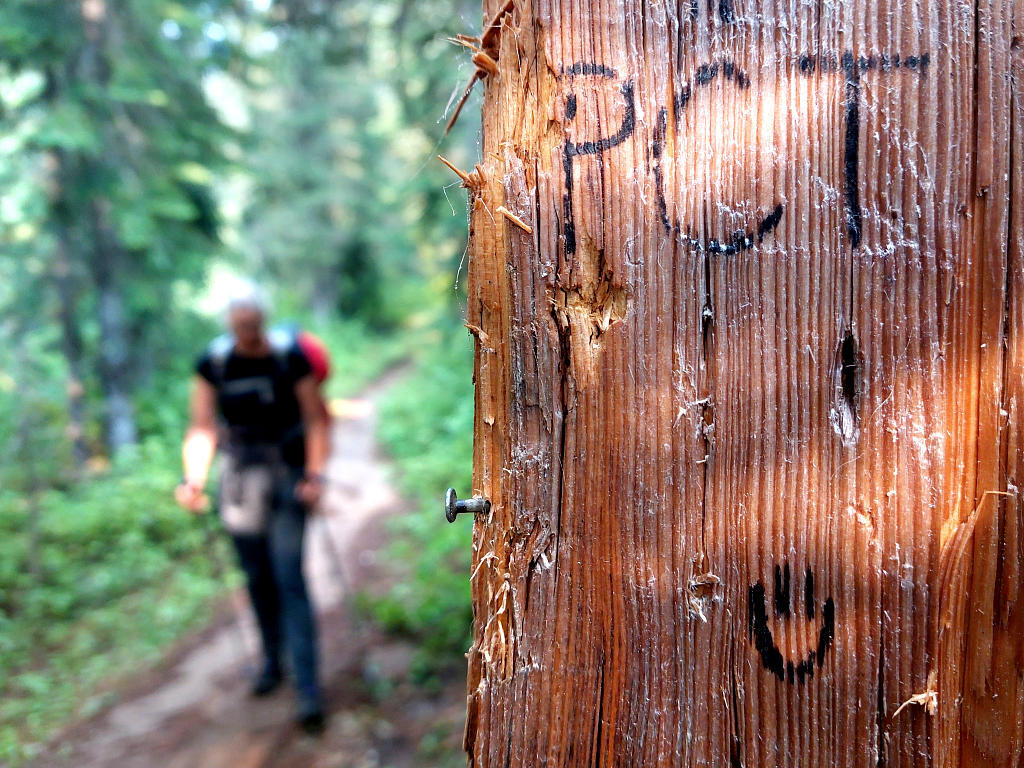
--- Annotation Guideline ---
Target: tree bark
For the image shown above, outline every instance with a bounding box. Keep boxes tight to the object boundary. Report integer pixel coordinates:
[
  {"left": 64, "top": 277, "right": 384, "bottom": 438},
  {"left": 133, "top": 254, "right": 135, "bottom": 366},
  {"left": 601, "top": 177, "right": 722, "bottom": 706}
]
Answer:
[
  {"left": 79, "top": 0, "right": 138, "bottom": 454},
  {"left": 49, "top": 143, "right": 90, "bottom": 468},
  {"left": 89, "top": 197, "right": 138, "bottom": 453},
  {"left": 54, "top": 234, "right": 91, "bottom": 466},
  {"left": 13, "top": 342, "right": 43, "bottom": 582},
  {"left": 463, "top": 2, "right": 1021, "bottom": 767}
]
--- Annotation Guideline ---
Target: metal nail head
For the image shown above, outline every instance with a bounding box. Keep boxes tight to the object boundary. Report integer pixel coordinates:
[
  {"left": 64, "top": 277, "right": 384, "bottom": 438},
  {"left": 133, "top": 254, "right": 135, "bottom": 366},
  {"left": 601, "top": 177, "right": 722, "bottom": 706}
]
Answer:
[{"left": 445, "top": 488, "right": 491, "bottom": 523}]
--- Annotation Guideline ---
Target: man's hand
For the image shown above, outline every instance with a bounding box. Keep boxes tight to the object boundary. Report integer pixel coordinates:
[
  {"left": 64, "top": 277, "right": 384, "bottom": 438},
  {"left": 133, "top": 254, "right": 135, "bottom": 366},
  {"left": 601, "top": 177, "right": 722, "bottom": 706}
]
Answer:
[
  {"left": 180, "top": 376, "right": 217, "bottom": 514},
  {"left": 295, "top": 475, "right": 324, "bottom": 509},
  {"left": 175, "top": 481, "right": 210, "bottom": 513}
]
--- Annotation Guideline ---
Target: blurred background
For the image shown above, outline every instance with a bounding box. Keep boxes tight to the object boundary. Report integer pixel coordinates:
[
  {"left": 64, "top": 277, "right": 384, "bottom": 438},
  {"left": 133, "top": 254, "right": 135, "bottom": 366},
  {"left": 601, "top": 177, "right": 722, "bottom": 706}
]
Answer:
[{"left": 0, "top": 1, "right": 481, "bottom": 764}]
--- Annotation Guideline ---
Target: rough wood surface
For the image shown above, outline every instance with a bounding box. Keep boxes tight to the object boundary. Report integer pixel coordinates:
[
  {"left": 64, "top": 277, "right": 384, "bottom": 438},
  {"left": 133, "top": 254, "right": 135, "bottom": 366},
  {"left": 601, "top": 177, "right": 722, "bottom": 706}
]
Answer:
[{"left": 462, "top": 1, "right": 1022, "bottom": 766}]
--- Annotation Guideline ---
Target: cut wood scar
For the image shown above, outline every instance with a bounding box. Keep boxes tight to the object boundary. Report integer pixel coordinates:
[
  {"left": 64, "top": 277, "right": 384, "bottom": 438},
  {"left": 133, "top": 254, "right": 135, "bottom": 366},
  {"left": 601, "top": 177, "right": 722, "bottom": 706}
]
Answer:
[
  {"left": 497, "top": 205, "right": 533, "bottom": 233},
  {"left": 481, "top": 0, "right": 515, "bottom": 52},
  {"left": 687, "top": 571, "right": 721, "bottom": 623},
  {"left": 465, "top": 321, "right": 492, "bottom": 347}
]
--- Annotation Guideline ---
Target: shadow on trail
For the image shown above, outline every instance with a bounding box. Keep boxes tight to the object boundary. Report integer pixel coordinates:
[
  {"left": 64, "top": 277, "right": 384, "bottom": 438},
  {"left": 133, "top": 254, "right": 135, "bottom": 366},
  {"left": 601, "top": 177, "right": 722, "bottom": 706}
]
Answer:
[{"left": 39, "top": 369, "right": 467, "bottom": 768}]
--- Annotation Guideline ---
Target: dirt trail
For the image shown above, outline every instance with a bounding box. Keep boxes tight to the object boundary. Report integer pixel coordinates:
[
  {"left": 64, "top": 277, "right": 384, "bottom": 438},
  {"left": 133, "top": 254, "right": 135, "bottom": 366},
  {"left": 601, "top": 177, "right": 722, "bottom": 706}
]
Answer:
[{"left": 40, "top": 371, "right": 467, "bottom": 768}]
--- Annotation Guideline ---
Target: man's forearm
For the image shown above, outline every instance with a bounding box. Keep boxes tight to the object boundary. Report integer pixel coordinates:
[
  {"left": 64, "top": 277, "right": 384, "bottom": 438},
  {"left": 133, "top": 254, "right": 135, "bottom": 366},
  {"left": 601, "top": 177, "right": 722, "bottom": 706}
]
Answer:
[
  {"left": 183, "top": 427, "right": 217, "bottom": 487},
  {"left": 303, "top": 419, "right": 328, "bottom": 478}
]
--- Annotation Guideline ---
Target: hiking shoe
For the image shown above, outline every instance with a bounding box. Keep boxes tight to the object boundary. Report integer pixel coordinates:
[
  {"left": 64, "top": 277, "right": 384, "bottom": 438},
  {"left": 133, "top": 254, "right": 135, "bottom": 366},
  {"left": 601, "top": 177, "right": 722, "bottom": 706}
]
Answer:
[
  {"left": 296, "top": 689, "right": 326, "bottom": 735},
  {"left": 250, "top": 665, "right": 283, "bottom": 697}
]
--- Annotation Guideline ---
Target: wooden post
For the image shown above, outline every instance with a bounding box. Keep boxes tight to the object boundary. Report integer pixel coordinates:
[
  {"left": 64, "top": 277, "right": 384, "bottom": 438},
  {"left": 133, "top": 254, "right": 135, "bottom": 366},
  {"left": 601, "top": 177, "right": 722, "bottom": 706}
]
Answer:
[{"left": 463, "top": 1, "right": 1021, "bottom": 766}]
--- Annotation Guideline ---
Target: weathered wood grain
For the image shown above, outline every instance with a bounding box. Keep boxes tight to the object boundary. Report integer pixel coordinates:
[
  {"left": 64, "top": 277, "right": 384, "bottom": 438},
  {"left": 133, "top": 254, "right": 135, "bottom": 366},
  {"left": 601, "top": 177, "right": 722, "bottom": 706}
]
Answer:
[{"left": 462, "top": 1, "right": 1021, "bottom": 766}]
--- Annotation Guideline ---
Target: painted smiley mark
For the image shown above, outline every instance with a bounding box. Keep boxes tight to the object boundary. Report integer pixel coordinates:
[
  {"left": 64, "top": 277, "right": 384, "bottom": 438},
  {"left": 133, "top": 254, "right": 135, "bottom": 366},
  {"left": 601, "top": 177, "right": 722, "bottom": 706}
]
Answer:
[{"left": 748, "top": 563, "right": 835, "bottom": 684}]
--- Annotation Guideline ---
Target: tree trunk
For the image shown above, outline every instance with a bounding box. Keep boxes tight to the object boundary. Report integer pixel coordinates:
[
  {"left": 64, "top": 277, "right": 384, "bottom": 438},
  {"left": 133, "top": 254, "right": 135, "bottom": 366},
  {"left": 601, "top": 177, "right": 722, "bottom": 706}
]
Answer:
[
  {"left": 89, "top": 197, "right": 138, "bottom": 453},
  {"left": 14, "top": 342, "right": 43, "bottom": 582},
  {"left": 55, "top": 234, "right": 91, "bottom": 466},
  {"left": 49, "top": 143, "right": 90, "bottom": 468},
  {"left": 79, "top": 0, "right": 138, "bottom": 454},
  {"left": 463, "top": 2, "right": 1021, "bottom": 767}
]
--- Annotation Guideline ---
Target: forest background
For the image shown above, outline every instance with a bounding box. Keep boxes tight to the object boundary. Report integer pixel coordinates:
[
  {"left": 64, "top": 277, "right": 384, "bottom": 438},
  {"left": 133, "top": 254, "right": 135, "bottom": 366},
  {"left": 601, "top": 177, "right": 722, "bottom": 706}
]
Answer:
[{"left": 0, "top": 0, "right": 479, "bottom": 761}]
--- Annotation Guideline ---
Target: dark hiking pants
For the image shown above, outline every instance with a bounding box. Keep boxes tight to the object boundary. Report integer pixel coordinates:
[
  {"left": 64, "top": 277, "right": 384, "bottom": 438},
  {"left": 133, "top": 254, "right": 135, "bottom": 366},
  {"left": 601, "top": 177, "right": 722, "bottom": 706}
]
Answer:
[{"left": 222, "top": 465, "right": 319, "bottom": 695}]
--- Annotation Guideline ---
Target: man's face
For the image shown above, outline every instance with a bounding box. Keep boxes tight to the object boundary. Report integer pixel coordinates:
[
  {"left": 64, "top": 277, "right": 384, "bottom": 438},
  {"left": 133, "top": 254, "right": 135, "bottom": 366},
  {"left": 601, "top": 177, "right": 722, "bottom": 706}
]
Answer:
[{"left": 229, "top": 307, "right": 264, "bottom": 348}]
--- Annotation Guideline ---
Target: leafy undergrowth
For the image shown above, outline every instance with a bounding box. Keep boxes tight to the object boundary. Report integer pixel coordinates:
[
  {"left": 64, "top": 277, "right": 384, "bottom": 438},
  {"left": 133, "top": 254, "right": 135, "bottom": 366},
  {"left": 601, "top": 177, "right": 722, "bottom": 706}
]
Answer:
[
  {"left": 309, "top": 317, "right": 413, "bottom": 400},
  {"left": 0, "top": 319, "right": 409, "bottom": 766},
  {"left": 371, "top": 324, "right": 475, "bottom": 686},
  {"left": 0, "top": 440, "right": 235, "bottom": 765}
]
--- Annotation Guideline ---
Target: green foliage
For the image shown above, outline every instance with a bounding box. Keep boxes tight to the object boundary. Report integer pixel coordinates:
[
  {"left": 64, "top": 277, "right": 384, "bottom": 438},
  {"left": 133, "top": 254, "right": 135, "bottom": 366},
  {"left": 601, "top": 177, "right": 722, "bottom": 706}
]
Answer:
[
  {"left": 0, "top": 440, "right": 234, "bottom": 765},
  {"left": 273, "top": 311, "right": 415, "bottom": 400},
  {"left": 0, "top": 0, "right": 235, "bottom": 457},
  {"left": 373, "top": 324, "right": 475, "bottom": 683},
  {"left": 0, "top": 0, "right": 482, "bottom": 758},
  {"left": 240, "top": 0, "right": 480, "bottom": 329},
  {"left": 132, "top": 309, "right": 219, "bottom": 439},
  {"left": 0, "top": 10, "right": 240, "bottom": 753}
]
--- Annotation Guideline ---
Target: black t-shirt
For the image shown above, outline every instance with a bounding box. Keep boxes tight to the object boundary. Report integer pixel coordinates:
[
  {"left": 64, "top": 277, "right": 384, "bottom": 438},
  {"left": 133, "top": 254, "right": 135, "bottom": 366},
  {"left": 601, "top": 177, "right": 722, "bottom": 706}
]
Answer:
[{"left": 196, "top": 345, "right": 312, "bottom": 467}]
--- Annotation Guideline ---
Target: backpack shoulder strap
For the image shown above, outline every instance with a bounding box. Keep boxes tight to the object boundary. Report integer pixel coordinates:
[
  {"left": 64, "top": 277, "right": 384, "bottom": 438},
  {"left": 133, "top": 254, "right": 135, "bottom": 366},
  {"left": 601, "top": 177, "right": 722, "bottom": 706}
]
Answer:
[
  {"left": 267, "top": 326, "right": 298, "bottom": 375},
  {"left": 207, "top": 334, "right": 235, "bottom": 387}
]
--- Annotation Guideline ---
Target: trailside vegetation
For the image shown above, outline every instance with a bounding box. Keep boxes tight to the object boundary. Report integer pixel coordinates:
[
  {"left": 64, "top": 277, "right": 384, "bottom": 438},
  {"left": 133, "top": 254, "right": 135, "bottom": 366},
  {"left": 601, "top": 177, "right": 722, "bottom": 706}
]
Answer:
[
  {"left": 0, "top": 0, "right": 479, "bottom": 761},
  {"left": 374, "top": 327, "right": 475, "bottom": 685}
]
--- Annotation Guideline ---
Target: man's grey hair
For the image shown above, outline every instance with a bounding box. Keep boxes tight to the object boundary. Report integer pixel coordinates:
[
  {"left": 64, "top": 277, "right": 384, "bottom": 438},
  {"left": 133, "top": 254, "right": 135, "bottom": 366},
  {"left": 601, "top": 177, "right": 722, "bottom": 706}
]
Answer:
[{"left": 226, "top": 280, "right": 270, "bottom": 318}]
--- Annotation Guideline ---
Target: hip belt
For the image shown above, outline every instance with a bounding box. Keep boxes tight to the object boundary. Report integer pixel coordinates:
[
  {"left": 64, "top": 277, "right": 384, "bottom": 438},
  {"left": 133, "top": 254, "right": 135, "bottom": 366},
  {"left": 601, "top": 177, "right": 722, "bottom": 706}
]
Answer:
[{"left": 219, "top": 443, "right": 293, "bottom": 535}]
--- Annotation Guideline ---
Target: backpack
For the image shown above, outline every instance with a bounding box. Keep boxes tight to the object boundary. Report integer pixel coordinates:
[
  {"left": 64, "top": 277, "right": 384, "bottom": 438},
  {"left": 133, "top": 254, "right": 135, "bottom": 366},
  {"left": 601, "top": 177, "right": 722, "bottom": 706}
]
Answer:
[
  {"left": 206, "top": 326, "right": 299, "bottom": 388},
  {"left": 292, "top": 330, "right": 331, "bottom": 385},
  {"left": 207, "top": 326, "right": 332, "bottom": 424}
]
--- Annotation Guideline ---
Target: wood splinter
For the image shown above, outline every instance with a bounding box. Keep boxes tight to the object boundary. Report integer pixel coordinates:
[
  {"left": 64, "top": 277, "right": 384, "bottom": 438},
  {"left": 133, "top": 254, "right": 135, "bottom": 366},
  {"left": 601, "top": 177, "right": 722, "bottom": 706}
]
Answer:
[
  {"left": 449, "top": 34, "right": 482, "bottom": 51},
  {"left": 465, "top": 321, "right": 493, "bottom": 350},
  {"left": 437, "top": 155, "right": 486, "bottom": 193},
  {"left": 497, "top": 205, "right": 533, "bottom": 234},
  {"left": 891, "top": 671, "right": 938, "bottom": 719},
  {"left": 472, "top": 51, "right": 499, "bottom": 78},
  {"left": 448, "top": 36, "right": 499, "bottom": 79},
  {"left": 481, "top": 0, "right": 516, "bottom": 52},
  {"left": 438, "top": 154, "right": 472, "bottom": 184},
  {"left": 444, "top": 71, "right": 483, "bottom": 135},
  {"left": 443, "top": 51, "right": 499, "bottom": 136},
  {"left": 444, "top": 1, "right": 513, "bottom": 135}
]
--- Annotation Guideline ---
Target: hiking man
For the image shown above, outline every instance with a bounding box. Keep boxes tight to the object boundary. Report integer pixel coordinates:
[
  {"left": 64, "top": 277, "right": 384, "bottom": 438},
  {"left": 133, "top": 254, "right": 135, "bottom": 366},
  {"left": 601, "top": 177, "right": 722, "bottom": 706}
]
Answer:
[{"left": 174, "top": 284, "right": 328, "bottom": 732}]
